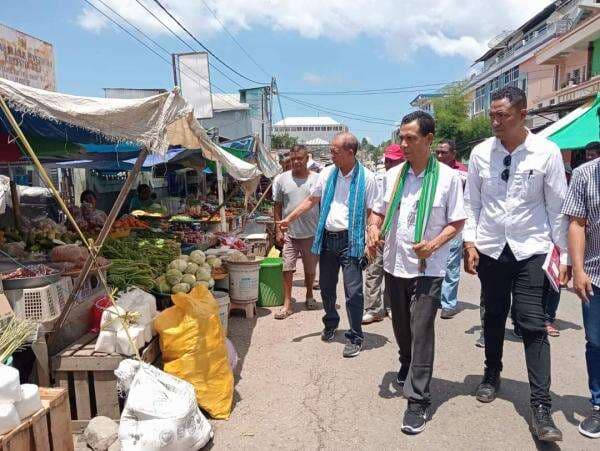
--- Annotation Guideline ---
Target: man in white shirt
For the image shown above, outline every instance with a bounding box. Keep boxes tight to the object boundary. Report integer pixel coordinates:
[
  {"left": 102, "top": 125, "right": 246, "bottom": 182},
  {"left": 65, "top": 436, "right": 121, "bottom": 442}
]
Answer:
[
  {"left": 370, "top": 111, "right": 467, "bottom": 434},
  {"left": 463, "top": 86, "right": 568, "bottom": 442},
  {"left": 278, "top": 132, "right": 381, "bottom": 358},
  {"left": 362, "top": 144, "right": 405, "bottom": 324}
]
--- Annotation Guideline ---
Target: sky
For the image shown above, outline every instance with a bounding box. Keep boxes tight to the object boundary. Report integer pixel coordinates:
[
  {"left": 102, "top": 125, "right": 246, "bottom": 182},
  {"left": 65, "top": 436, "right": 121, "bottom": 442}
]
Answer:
[{"left": 2, "top": 0, "right": 552, "bottom": 144}]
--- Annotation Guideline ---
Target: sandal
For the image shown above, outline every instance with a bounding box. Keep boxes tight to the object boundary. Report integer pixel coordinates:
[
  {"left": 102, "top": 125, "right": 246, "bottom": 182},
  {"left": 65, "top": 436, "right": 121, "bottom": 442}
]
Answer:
[
  {"left": 305, "top": 297, "right": 318, "bottom": 310},
  {"left": 546, "top": 323, "right": 560, "bottom": 337},
  {"left": 274, "top": 309, "right": 294, "bottom": 320}
]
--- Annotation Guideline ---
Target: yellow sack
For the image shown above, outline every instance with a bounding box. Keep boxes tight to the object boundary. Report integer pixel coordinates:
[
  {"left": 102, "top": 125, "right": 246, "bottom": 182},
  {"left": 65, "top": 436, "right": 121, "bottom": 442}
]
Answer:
[{"left": 153, "top": 285, "right": 234, "bottom": 419}]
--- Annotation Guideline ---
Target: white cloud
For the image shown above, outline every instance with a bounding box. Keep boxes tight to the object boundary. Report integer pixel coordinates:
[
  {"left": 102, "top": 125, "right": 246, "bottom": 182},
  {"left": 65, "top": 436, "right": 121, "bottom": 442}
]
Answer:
[
  {"left": 76, "top": 0, "right": 554, "bottom": 61},
  {"left": 302, "top": 72, "right": 344, "bottom": 85},
  {"left": 77, "top": 7, "right": 109, "bottom": 33}
]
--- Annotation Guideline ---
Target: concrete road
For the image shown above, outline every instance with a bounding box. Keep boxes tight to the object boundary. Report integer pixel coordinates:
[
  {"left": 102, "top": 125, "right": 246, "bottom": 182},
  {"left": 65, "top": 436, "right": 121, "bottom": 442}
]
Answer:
[{"left": 212, "top": 270, "right": 595, "bottom": 450}]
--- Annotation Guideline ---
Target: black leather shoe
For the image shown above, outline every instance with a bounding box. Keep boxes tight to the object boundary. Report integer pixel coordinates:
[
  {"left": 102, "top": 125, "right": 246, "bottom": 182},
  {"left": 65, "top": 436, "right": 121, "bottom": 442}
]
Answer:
[
  {"left": 531, "top": 404, "right": 563, "bottom": 442},
  {"left": 476, "top": 367, "right": 501, "bottom": 403}
]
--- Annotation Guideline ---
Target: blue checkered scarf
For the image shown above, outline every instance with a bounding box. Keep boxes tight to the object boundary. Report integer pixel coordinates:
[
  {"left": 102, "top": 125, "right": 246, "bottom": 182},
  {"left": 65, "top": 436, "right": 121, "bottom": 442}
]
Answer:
[{"left": 311, "top": 163, "right": 367, "bottom": 258}]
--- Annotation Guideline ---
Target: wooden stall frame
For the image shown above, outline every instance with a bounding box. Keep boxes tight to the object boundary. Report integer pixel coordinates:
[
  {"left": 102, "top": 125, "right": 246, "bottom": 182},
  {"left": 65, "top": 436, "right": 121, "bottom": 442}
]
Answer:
[{"left": 0, "top": 95, "right": 147, "bottom": 360}]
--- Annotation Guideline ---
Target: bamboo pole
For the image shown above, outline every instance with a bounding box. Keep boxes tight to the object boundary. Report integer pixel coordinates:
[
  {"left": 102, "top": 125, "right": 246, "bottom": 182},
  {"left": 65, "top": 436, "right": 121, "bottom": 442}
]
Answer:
[
  {"left": 0, "top": 95, "right": 146, "bottom": 358},
  {"left": 216, "top": 160, "right": 227, "bottom": 232},
  {"left": 50, "top": 148, "right": 148, "bottom": 343},
  {"left": 7, "top": 164, "right": 21, "bottom": 230}
]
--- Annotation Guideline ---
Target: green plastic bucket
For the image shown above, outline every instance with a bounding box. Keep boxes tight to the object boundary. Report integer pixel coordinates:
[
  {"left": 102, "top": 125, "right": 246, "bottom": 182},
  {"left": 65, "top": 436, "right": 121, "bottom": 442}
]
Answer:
[{"left": 258, "top": 257, "right": 284, "bottom": 307}]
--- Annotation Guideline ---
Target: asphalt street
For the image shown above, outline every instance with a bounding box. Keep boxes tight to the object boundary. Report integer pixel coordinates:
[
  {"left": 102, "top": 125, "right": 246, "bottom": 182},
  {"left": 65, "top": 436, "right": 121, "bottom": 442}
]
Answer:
[{"left": 213, "top": 268, "right": 595, "bottom": 450}]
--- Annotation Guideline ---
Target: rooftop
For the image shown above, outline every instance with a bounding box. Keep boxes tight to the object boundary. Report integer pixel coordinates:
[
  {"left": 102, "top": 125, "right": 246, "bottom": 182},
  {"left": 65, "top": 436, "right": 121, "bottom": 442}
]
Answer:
[
  {"left": 212, "top": 93, "right": 249, "bottom": 112},
  {"left": 274, "top": 116, "right": 341, "bottom": 127},
  {"left": 305, "top": 137, "right": 330, "bottom": 146},
  {"left": 409, "top": 93, "right": 443, "bottom": 106}
]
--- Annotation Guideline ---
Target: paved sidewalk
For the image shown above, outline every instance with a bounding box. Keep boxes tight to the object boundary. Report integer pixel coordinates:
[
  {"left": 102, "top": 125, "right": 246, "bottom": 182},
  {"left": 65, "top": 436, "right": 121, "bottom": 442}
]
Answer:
[{"left": 213, "top": 269, "right": 595, "bottom": 450}]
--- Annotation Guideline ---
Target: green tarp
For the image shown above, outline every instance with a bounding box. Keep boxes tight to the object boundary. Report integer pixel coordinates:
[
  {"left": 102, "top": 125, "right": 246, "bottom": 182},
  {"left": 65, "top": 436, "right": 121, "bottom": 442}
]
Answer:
[{"left": 548, "top": 93, "right": 600, "bottom": 150}]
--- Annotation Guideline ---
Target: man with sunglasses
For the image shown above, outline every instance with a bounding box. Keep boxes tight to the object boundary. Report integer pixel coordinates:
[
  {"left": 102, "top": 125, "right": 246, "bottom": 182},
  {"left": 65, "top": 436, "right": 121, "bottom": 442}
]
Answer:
[{"left": 463, "top": 86, "right": 569, "bottom": 442}]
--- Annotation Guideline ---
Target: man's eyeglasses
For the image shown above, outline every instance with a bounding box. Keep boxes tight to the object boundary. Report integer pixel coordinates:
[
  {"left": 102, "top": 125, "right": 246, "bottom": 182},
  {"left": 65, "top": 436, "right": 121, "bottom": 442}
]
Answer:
[{"left": 501, "top": 154, "right": 511, "bottom": 182}]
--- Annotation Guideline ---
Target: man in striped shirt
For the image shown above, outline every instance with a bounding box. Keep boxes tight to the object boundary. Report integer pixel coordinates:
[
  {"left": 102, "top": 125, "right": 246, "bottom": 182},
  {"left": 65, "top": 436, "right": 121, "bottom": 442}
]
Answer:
[{"left": 562, "top": 153, "right": 600, "bottom": 439}]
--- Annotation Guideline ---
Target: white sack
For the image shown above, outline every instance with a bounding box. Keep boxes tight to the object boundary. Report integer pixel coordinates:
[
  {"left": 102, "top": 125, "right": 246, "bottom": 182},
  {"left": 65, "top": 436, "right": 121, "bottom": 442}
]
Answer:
[
  {"left": 0, "top": 365, "right": 21, "bottom": 403},
  {"left": 115, "top": 360, "right": 213, "bottom": 450},
  {"left": 14, "top": 384, "right": 42, "bottom": 419},
  {"left": 94, "top": 330, "right": 116, "bottom": 354},
  {"left": 0, "top": 403, "right": 20, "bottom": 435},
  {"left": 100, "top": 306, "right": 127, "bottom": 332}
]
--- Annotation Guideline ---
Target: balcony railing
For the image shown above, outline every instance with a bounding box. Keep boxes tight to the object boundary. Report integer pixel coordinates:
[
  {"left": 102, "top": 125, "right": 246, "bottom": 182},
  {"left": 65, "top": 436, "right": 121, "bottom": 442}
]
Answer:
[{"left": 471, "top": 19, "right": 571, "bottom": 85}]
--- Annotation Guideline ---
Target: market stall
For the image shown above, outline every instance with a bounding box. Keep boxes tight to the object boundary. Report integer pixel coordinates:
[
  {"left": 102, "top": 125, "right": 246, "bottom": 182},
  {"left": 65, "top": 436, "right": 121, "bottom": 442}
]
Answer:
[{"left": 0, "top": 77, "right": 280, "bottom": 448}]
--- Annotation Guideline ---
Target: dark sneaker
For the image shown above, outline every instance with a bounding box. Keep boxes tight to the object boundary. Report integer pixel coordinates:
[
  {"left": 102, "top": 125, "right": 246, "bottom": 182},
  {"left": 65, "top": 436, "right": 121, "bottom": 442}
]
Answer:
[
  {"left": 342, "top": 341, "right": 362, "bottom": 358},
  {"left": 475, "top": 333, "right": 485, "bottom": 348},
  {"left": 578, "top": 405, "right": 600, "bottom": 439},
  {"left": 401, "top": 404, "right": 428, "bottom": 434},
  {"left": 440, "top": 308, "right": 457, "bottom": 319},
  {"left": 476, "top": 367, "right": 501, "bottom": 403},
  {"left": 531, "top": 404, "right": 562, "bottom": 442},
  {"left": 321, "top": 328, "right": 336, "bottom": 342},
  {"left": 396, "top": 364, "right": 409, "bottom": 387}
]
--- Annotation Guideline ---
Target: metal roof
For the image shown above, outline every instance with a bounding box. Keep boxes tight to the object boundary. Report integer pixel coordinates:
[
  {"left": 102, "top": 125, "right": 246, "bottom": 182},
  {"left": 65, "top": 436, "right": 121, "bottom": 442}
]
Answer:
[
  {"left": 274, "top": 116, "right": 341, "bottom": 126},
  {"left": 473, "top": 1, "right": 560, "bottom": 63}
]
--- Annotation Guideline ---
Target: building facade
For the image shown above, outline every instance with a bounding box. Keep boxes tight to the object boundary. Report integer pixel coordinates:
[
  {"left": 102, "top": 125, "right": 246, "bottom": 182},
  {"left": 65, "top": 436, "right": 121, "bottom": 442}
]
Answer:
[
  {"left": 464, "top": 0, "right": 600, "bottom": 133},
  {"left": 273, "top": 117, "right": 348, "bottom": 144},
  {"left": 466, "top": 1, "right": 585, "bottom": 118}
]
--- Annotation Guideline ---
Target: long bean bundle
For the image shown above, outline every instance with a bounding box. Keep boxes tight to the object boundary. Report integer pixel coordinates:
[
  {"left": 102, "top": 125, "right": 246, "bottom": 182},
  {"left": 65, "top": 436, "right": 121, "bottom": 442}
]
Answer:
[
  {"left": 106, "top": 259, "right": 156, "bottom": 291},
  {"left": 102, "top": 237, "right": 180, "bottom": 274}
]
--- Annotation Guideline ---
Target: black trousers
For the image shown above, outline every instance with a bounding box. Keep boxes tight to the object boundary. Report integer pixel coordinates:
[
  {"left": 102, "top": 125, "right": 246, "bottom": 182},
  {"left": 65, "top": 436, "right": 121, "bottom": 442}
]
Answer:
[
  {"left": 385, "top": 273, "right": 442, "bottom": 407},
  {"left": 478, "top": 245, "right": 552, "bottom": 408}
]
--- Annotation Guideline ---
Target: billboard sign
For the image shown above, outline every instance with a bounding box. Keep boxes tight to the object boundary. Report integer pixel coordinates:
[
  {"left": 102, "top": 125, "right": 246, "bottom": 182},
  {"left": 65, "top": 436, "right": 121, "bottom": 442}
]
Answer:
[
  {"left": 0, "top": 23, "right": 55, "bottom": 90},
  {"left": 173, "top": 52, "right": 213, "bottom": 119}
]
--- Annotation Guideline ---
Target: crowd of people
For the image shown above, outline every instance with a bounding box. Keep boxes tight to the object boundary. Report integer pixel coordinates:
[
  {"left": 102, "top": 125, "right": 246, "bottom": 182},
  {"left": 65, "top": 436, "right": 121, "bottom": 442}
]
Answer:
[{"left": 273, "top": 86, "right": 600, "bottom": 442}]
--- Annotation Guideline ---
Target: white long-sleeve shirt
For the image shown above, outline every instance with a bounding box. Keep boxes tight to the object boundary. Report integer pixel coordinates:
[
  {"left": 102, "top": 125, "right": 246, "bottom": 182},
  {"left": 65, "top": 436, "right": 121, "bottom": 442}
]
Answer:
[{"left": 463, "top": 131, "right": 569, "bottom": 264}]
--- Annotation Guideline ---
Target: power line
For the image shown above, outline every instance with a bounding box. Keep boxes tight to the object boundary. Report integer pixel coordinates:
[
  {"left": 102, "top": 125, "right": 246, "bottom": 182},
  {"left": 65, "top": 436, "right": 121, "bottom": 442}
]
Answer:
[
  {"left": 84, "top": 0, "right": 241, "bottom": 109},
  {"left": 280, "top": 81, "right": 452, "bottom": 96},
  {"left": 151, "top": 0, "right": 268, "bottom": 86},
  {"left": 199, "top": 0, "right": 271, "bottom": 78},
  {"left": 133, "top": 0, "right": 244, "bottom": 89}
]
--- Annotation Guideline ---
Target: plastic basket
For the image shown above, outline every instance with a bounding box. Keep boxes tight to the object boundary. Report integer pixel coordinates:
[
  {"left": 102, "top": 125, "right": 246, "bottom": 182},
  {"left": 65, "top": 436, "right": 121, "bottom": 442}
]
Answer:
[{"left": 5, "top": 277, "right": 71, "bottom": 322}]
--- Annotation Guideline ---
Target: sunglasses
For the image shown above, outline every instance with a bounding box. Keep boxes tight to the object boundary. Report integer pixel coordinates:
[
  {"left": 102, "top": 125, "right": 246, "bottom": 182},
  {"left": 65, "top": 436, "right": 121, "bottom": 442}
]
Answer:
[{"left": 501, "top": 154, "right": 511, "bottom": 182}]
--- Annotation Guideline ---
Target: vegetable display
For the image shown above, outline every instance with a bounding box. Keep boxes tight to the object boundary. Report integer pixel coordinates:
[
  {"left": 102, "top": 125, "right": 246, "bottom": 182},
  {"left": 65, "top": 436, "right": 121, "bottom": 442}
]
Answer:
[
  {"left": 107, "top": 259, "right": 156, "bottom": 291},
  {"left": 101, "top": 237, "right": 180, "bottom": 291},
  {"left": 102, "top": 237, "right": 180, "bottom": 274},
  {"left": 154, "top": 250, "right": 223, "bottom": 294},
  {"left": 112, "top": 215, "right": 150, "bottom": 230}
]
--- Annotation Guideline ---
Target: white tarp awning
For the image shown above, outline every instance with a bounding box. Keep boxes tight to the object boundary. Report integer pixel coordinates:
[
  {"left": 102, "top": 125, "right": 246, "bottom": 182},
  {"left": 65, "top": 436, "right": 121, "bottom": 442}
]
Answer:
[{"left": 0, "top": 77, "right": 261, "bottom": 181}]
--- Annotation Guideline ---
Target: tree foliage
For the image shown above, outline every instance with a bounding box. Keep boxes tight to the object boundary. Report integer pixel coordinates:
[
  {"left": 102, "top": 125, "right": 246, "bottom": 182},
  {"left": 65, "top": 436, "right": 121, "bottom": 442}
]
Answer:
[
  {"left": 432, "top": 81, "right": 492, "bottom": 159},
  {"left": 271, "top": 133, "right": 298, "bottom": 149}
]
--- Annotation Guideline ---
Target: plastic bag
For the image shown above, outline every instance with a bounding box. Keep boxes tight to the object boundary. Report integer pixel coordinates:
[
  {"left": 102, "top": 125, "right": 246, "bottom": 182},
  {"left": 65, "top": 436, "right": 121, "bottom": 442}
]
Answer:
[
  {"left": 0, "top": 364, "right": 22, "bottom": 403},
  {"left": 118, "top": 288, "right": 157, "bottom": 322},
  {"left": 226, "top": 338, "right": 238, "bottom": 371},
  {"left": 154, "top": 285, "right": 234, "bottom": 419},
  {"left": 115, "top": 359, "right": 213, "bottom": 450}
]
